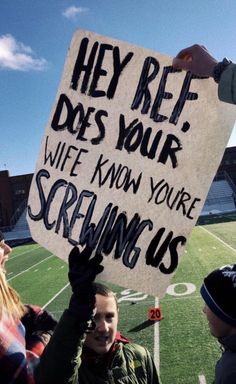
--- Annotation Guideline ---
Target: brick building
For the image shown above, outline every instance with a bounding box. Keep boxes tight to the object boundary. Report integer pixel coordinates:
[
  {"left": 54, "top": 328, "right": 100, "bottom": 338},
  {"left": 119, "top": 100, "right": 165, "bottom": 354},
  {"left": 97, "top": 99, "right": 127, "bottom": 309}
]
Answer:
[{"left": 0, "top": 170, "right": 33, "bottom": 228}]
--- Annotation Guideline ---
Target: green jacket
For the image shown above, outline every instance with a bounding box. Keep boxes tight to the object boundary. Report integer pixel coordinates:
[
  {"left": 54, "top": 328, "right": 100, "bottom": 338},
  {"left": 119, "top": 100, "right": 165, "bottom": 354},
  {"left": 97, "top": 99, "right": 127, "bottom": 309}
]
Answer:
[
  {"left": 218, "top": 63, "right": 236, "bottom": 104},
  {"left": 35, "top": 310, "right": 160, "bottom": 384}
]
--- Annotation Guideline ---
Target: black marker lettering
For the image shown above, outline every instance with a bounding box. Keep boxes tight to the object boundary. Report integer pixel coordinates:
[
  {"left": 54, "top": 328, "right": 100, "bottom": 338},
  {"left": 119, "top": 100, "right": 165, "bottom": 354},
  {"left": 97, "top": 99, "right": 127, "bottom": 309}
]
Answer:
[
  {"left": 159, "top": 235, "right": 186, "bottom": 274},
  {"left": 89, "top": 44, "right": 113, "bottom": 97},
  {"left": 107, "top": 47, "right": 134, "bottom": 99},
  {"left": 51, "top": 94, "right": 107, "bottom": 144},
  {"left": 170, "top": 71, "right": 198, "bottom": 126},
  {"left": 158, "top": 134, "right": 182, "bottom": 168},
  {"left": 70, "top": 148, "right": 89, "bottom": 177},
  {"left": 71, "top": 37, "right": 98, "bottom": 93},
  {"left": 27, "top": 169, "right": 49, "bottom": 220},
  {"left": 150, "top": 66, "right": 176, "bottom": 122},
  {"left": 131, "top": 56, "right": 160, "bottom": 113},
  {"left": 44, "top": 179, "right": 68, "bottom": 230}
]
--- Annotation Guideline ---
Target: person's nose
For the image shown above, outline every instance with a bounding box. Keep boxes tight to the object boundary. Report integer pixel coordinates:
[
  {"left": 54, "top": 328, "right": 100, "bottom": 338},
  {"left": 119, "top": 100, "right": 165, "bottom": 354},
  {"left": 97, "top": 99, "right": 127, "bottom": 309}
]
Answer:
[{"left": 96, "top": 319, "right": 109, "bottom": 333}]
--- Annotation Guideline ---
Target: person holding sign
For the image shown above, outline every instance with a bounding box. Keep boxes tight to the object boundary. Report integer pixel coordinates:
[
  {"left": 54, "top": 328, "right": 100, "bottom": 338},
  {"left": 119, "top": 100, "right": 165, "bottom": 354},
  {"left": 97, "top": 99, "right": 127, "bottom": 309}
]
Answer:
[
  {"left": 35, "top": 246, "right": 161, "bottom": 384},
  {"left": 173, "top": 44, "right": 236, "bottom": 105},
  {"left": 201, "top": 264, "right": 236, "bottom": 383}
]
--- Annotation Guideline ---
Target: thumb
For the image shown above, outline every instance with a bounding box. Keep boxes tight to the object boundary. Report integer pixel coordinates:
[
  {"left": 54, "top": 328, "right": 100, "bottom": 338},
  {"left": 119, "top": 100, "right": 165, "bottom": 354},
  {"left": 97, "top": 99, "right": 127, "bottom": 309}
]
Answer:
[{"left": 172, "top": 57, "right": 192, "bottom": 71}]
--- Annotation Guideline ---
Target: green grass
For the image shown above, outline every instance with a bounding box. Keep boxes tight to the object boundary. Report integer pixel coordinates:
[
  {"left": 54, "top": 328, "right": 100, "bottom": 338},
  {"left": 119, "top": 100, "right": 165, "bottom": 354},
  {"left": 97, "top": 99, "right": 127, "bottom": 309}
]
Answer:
[
  {"left": 159, "top": 224, "right": 236, "bottom": 383},
  {"left": 6, "top": 217, "right": 236, "bottom": 384}
]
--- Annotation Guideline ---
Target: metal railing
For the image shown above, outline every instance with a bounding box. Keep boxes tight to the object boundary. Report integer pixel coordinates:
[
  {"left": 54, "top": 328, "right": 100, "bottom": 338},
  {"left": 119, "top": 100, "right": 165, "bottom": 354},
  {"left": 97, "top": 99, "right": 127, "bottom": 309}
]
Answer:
[{"left": 10, "top": 199, "right": 27, "bottom": 227}]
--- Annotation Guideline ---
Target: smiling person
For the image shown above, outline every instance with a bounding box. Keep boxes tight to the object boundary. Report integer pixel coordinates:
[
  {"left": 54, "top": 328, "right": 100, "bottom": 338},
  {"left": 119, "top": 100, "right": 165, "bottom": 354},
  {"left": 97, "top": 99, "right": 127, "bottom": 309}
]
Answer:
[
  {"left": 200, "top": 264, "right": 236, "bottom": 383},
  {"left": 35, "top": 246, "right": 161, "bottom": 384},
  {"left": 172, "top": 44, "right": 236, "bottom": 105}
]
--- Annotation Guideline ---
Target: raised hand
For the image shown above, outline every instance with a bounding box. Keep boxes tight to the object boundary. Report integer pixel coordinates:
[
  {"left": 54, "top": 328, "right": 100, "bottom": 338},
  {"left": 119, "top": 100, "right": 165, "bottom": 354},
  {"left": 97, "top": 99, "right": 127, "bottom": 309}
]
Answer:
[{"left": 172, "top": 44, "right": 218, "bottom": 77}]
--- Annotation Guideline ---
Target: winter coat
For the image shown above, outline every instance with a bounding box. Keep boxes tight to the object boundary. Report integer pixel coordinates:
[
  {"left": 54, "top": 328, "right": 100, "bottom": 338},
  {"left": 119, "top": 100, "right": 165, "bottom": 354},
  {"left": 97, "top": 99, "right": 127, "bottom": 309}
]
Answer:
[
  {"left": 218, "top": 63, "right": 236, "bottom": 104},
  {"left": 35, "top": 310, "right": 160, "bottom": 384},
  {"left": 215, "top": 332, "right": 236, "bottom": 383},
  {"left": 0, "top": 304, "right": 57, "bottom": 384}
]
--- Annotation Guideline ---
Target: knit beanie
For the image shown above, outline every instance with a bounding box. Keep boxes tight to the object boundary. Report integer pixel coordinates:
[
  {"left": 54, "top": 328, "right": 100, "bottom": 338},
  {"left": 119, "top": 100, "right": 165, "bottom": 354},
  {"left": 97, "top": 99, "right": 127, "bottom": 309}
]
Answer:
[{"left": 200, "top": 264, "right": 236, "bottom": 327}]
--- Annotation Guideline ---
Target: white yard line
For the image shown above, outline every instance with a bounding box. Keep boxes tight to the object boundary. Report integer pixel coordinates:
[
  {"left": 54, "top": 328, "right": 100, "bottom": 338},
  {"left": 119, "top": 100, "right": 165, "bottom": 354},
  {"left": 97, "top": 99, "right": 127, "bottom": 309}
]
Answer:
[
  {"left": 42, "top": 283, "right": 70, "bottom": 309},
  {"left": 154, "top": 297, "right": 160, "bottom": 374},
  {"left": 7, "top": 255, "right": 54, "bottom": 281},
  {"left": 200, "top": 226, "right": 236, "bottom": 253},
  {"left": 198, "top": 374, "right": 207, "bottom": 384},
  {"left": 9, "top": 244, "right": 42, "bottom": 260}
]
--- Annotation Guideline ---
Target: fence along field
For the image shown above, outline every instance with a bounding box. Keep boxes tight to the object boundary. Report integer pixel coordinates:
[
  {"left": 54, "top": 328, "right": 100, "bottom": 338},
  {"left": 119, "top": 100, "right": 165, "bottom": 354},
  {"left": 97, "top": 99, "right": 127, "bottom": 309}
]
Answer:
[{"left": 6, "top": 219, "right": 236, "bottom": 384}]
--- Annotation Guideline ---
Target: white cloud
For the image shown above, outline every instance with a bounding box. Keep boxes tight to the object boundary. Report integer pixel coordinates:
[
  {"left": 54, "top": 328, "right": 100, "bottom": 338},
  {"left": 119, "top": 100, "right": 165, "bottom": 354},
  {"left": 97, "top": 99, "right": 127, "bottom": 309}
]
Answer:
[
  {"left": 0, "top": 34, "right": 48, "bottom": 71},
  {"left": 62, "top": 6, "right": 88, "bottom": 20}
]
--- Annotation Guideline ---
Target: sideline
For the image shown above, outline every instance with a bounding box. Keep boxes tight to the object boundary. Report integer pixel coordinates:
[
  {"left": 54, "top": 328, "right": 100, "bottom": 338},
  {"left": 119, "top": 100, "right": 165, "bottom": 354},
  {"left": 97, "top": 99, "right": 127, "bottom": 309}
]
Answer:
[
  {"left": 200, "top": 225, "right": 236, "bottom": 253},
  {"left": 7, "top": 255, "right": 54, "bottom": 281},
  {"left": 154, "top": 297, "right": 160, "bottom": 374}
]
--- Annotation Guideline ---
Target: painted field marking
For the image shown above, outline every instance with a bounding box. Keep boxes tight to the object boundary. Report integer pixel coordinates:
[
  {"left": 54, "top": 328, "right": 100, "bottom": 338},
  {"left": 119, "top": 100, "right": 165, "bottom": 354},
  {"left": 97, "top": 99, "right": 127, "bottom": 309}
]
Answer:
[
  {"left": 200, "top": 226, "right": 236, "bottom": 253},
  {"left": 199, "top": 374, "right": 207, "bottom": 383},
  {"left": 42, "top": 283, "right": 70, "bottom": 309},
  {"left": 163, "top": 293, "right": 200, "bottom": 302},
  {"left": 154, "top": 297, "right": 160, "bottom": 374},
  {"left": 166, "top": 283, "right": 196, "bottom": 297},
  {"left": 7, "top": 255, "right": 54, "bottom": 281},
  {"left": 9, "top": 244, "right": 42, "bottom": 260},
  {"left": 118, "top": 289, "right": 148, "bottom": 303}
]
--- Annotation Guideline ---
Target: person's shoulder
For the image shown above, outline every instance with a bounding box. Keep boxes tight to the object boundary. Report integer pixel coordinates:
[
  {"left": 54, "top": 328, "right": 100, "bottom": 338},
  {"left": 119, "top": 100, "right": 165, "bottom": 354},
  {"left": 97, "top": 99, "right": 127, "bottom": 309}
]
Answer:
[{"left": 122, "top": 342, "right": 150, "bottom": 358}]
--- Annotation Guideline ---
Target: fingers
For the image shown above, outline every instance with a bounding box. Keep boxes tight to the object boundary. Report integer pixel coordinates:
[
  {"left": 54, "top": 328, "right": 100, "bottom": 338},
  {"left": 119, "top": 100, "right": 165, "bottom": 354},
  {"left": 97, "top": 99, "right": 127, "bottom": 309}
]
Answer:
[
  {"left": 68, "top": 246, "right": 80, "bottom": 265},
  {"left": 68, "top": 246, "right": 104, "bottom": 290},
  {"left": 172, "top": 46, "right": 194, "bottom": 71},
  {"left": 68, "top": 245, "right": 93, "bottom": 267},
  {"left": 172, "top": 57, "right": 192, "bottom": 71},
  {"left": 174, "top": 46, "right": 194, "bottom": 60},
  {"left": 89, "top": 252, "right": 103, "bottom": 266}
]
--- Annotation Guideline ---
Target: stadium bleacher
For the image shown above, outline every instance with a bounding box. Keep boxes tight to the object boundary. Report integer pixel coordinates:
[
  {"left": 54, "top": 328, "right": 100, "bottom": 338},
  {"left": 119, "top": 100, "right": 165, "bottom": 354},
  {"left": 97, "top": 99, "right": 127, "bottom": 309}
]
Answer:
[
  {"left": 201, "top": 177, "right": 236, "bottom": 216},
  {"left": 3, "top": 208, "right": 32, "bottom": 246}
]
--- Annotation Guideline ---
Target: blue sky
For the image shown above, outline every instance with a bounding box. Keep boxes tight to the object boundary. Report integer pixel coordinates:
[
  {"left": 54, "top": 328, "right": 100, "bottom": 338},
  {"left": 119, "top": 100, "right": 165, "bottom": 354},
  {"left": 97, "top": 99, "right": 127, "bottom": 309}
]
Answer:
[{"left": 1, "top": 0, "right": 236, "bottom": 176}]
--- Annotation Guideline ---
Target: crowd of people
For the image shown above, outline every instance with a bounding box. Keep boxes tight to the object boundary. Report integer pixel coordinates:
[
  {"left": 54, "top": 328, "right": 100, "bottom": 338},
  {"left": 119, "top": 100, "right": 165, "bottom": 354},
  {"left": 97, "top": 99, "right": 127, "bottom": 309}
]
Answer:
[{"left": 1, "top": 44, "right": 236, "bottom": 383}]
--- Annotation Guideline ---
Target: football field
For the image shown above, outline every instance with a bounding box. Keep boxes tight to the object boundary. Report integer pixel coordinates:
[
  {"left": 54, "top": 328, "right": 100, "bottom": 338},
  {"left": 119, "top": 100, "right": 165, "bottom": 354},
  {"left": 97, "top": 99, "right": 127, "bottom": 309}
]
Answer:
[{"left": 6, "top": 217, "right": 236, "bottom": 383}]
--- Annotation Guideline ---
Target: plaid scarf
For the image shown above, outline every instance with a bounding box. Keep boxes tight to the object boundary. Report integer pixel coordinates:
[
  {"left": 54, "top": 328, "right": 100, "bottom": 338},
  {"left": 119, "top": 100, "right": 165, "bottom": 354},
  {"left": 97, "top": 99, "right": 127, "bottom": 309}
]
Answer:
[{"left": 0, "top": 310, "right": 39, "bottom": 384}]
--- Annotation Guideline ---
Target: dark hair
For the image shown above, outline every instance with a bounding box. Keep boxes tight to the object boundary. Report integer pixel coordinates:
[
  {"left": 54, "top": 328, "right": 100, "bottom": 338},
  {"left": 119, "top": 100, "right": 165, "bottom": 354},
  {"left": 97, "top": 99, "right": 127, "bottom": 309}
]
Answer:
[
  {"left": 0, "top": 231, "right": 4, "bottom": 242},
  {"left": 92, "top": 282, "right": 118, "bottom": 310}
]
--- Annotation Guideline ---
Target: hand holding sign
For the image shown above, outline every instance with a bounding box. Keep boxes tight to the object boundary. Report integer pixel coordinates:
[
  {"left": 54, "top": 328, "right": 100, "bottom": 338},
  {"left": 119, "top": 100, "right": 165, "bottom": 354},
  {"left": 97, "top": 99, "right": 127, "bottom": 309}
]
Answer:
[{"left": 172, "top": 44, "right": 218, "bottom": 77}]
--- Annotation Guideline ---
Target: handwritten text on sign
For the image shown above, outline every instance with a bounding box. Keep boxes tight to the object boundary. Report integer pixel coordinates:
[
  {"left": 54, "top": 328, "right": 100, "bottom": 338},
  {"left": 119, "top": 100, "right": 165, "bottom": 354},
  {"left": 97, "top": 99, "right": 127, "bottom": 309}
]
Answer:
[{"left": 27, "top": 30, "right": 235, "bottom": 297}]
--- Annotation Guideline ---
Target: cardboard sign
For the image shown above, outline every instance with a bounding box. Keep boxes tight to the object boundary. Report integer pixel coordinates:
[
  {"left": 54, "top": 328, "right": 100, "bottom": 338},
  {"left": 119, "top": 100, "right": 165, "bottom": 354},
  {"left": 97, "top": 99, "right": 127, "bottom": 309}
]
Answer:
[{"left": 27, "top": 29, "right": 235, "bottom": 297}]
